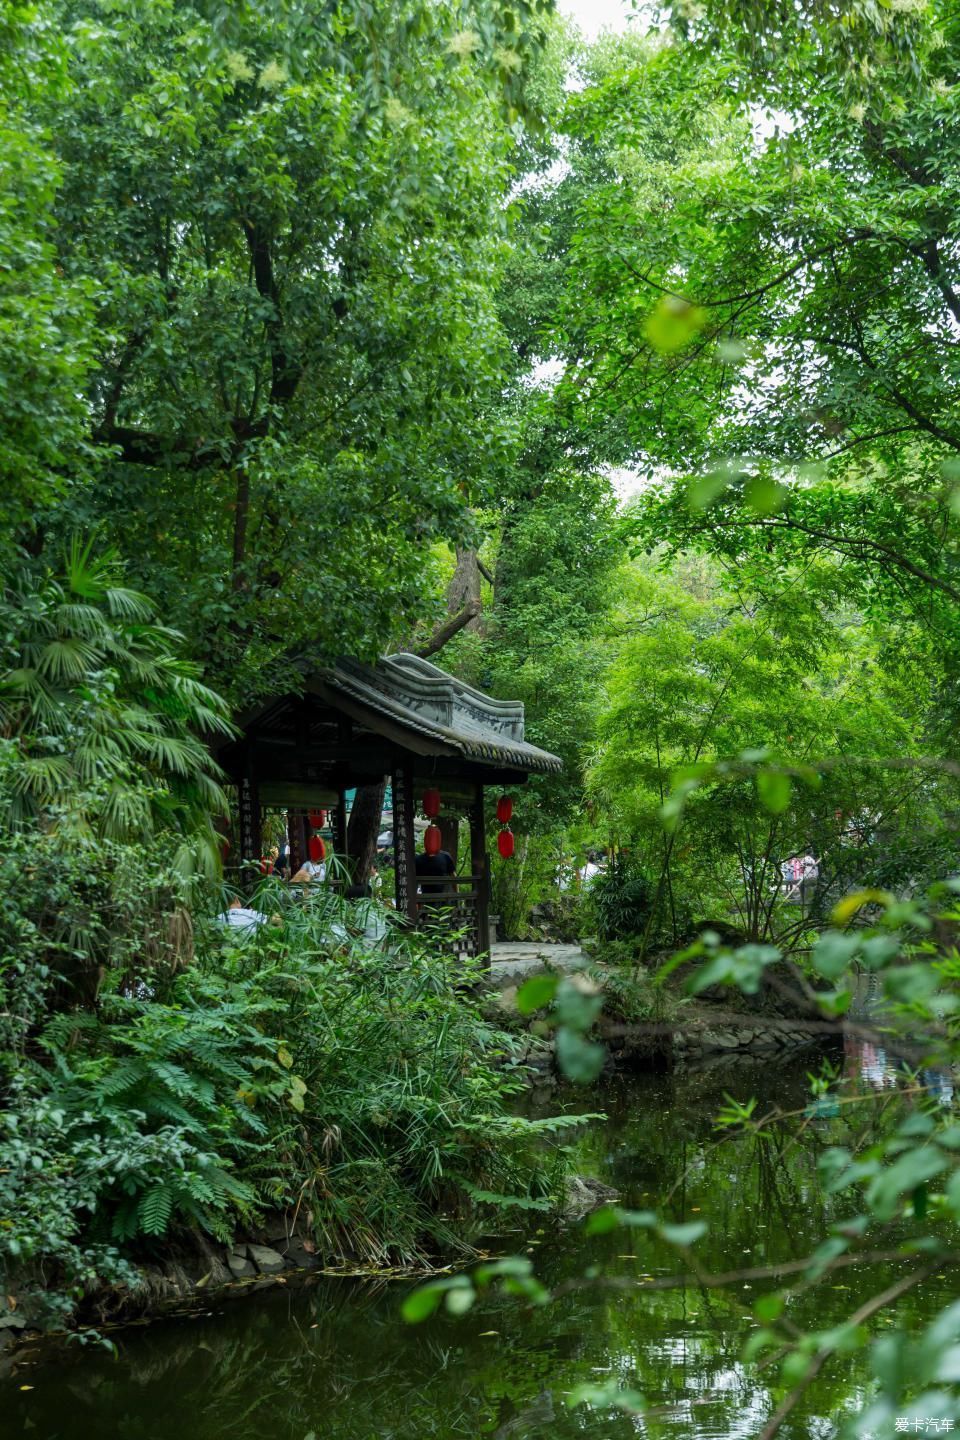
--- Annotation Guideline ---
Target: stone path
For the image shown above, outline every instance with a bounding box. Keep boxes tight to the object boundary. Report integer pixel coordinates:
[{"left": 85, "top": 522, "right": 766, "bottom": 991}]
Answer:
[{"left": 488, "top": 941, "right": 587, "bottom": 985}]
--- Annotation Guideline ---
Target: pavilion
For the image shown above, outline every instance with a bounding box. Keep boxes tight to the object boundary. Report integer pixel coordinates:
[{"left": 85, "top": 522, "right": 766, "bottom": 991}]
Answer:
[{"left": 212, "top": 653, "right": 562, "bottom": 958}]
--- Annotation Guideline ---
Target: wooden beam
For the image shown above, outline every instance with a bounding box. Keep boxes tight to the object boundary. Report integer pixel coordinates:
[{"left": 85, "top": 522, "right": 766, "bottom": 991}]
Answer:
[
  {"left": 392, "top": 764, "right": 418, "bottom": 925},
  {"left": 470, "top": 782, "right": 490, "bottom": 966}
]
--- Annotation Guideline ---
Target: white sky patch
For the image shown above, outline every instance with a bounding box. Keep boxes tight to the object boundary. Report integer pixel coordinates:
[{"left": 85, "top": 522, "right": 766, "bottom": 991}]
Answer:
[
  {"left": 612, "top": 466, "right": 654, "bottom": 500},
  {"left": 557, "top": 0, "right": 635, "bottom": 38}
]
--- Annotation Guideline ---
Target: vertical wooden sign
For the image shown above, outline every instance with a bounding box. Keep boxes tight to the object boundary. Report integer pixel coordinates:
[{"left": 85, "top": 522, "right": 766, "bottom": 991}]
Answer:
[
  {"left": 392, "top": 766, "right": 417, "bottom": 923},
  {"left": 238, "top": 760, "right": 261, "bottom": 888}
]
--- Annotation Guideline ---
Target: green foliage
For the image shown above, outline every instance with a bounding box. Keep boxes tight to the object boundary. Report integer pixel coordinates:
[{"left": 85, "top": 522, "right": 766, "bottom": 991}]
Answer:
[
  {"left": 588, "top": 961, "right": 680, "bottom": 1025},
  {"left": 514, "top": 969, "right": 607, "bottom": 1083},
  {"left": 488, "top": 830, "right": 581, "bottom": 939},
  {"left": 589, "top": 559, "right": 955, "bottom": 946},
  {"left": 0, "top": 541, "right": 233, "bottom": 869},
  {"left": 19, "top": 0, "right": 555, "bottom": 704},
  {"left": 587, "top": 855, "right": 655, "bottom": 943},
  {"left": 549, "top": 3, "right": 960, "bottom": 737},
  {"left": 1, "top": 894, "right": 578, "bottom": 1326},
  {"left": 0, "top": 543, "right": 234, "bottom": 1034},
  {"left": 0, "top": 804, "right": 196, "bottom": 1060},
  {"left": 0, "top": 8, "right": 97, "bottom": 552}
]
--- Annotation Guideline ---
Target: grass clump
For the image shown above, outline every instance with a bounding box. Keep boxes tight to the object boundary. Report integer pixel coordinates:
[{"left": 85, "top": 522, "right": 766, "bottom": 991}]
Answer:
[{"left": 1, "top": 889, "right": 578, "bottom": 1328}]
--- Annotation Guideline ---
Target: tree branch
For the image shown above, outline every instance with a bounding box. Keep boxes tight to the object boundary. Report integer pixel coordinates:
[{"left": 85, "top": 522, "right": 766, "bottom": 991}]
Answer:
[
  {"left": 617, "top": 236, "right": 870, "bottom": 311},
  {"left": 757, "top": 1261, "right": 942, "bottom": 1440},
  {"left": 705, "top": 515, "right": 960, "bottom": 604},
  {"left": 243, "top": 221, "right": 302, "bottom": 407},
  {"left": 94, "top": 425, "right": 226, "bottom": 469},
  {"left": 414, "top": 599, "right": 482, "bottom": 658},
  {"left": 917, "top": 238, "right": 960, "bottom": 327},
  {"left": 818, "top": 424, "right": 917, "bottom": 461}
]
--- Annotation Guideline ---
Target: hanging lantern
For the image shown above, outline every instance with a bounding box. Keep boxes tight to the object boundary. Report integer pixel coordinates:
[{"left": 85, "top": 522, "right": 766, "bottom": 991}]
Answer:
[
  {"left": 422, "top": 787, "right": 441, "bottom": 819},
  {"left": 497, "top": 828, "right": 515, "bottom": 860},
  {"left": 496, "top": 794, "right": 513, "bottom": 824},
  {"left": 308, "top": 834, "right": 326, "bottom": 862},
  {"left": 308, "top": 810, "right": 326, "bottom": 830},
  {"left": 423, "top": 824, "right": 442, "bottom": 856}
]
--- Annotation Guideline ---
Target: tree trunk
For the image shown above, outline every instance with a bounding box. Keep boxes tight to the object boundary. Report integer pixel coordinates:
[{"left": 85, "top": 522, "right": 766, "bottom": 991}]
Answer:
[
  {"left": 415, "top": 598, "right": 481, "bottom": 658},
  {"left": 346, "top": 779, "right": 387, "bottom": 885},
  {"left": 232, "top": 469, "right": 250, "bottom": 591},
  {"left": 446, "top": 548, "right": 482, "bottom": 627},
  {"left": 439, "top": 815, "right": 459, "bottom": 869}
]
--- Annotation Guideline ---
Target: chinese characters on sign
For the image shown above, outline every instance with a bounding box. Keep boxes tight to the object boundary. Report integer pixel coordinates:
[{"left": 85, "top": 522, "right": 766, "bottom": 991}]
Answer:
[
  {"left": 239, "top": 777, "right": 255, "bottom": 862},
  {"left": 895, "top": 1421, "right": 955, "bottom": 1434},
  {"left": 393, "top": 766, "right": 410, "bottom": 915}
]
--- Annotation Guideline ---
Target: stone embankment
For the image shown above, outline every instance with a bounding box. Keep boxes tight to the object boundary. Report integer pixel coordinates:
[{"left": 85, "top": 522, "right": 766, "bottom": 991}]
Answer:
[{"left": 486, "top": 942, "right": 827, "bottom": 1063}]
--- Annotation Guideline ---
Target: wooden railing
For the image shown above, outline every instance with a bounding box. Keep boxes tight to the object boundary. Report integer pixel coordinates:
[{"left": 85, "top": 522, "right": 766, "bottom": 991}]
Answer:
[{"left": 415, "top": 874, "right": 489, "bottom": 961}]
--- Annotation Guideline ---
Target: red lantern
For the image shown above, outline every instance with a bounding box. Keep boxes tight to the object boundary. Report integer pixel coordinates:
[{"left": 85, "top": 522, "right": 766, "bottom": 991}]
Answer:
[
  {"left": 497, "top": 828, "right": 515, "bottom": 859},
  {"left": 496, "top": 794, "right": 513, "bottom": 824},
  {"left": 423, "top": 788, "right": 441, "bottom": 819},
  {"left": 308, "top": 835, "right": 326, "bottom": 862},
  {"left": 423, "top": 824, "right": 442, "bottom": 856},
  {"left": 308, "top": 810, "right": 326, "bottom": 829}
]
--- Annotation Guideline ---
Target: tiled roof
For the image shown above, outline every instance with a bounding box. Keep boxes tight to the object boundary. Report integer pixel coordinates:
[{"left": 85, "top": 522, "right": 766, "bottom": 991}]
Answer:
[{"left": 322, "top": 654, "right": 563, "bottom": 775}]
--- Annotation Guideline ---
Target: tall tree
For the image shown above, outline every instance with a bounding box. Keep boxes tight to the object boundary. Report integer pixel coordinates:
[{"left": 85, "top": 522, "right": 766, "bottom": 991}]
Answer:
[
  {"left": 33, "top": 0, "right": 551, "bottom": 704},
  {"left": 542, "top": 11, "right": 960, "bottom": 698},
  {"left": 0, "top": 5, "right": 97, "bottom": 552}
]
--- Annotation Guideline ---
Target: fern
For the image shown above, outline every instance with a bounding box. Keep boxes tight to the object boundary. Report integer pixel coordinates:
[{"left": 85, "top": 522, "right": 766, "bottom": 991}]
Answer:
[
  {"left": 98, "top": 1060, "right": 145, "bottom": 1098},
  {"left": 110, "top": 1200, "right": 141, "bottom": 1243},
  {"left": 138, "top": 1095, "right": 199, "bottom": 1129},
  {"left": 137, "top": 1186, "right": 173, "bottom": 1236}
]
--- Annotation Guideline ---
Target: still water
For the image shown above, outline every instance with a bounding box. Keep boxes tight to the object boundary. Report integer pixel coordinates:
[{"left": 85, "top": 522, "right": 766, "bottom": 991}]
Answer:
[{"left": 2, "top": 1044, "right": 952, "bottom": 1440}]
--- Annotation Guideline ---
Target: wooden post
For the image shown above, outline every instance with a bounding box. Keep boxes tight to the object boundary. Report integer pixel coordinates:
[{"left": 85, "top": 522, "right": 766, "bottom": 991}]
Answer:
[
  {"left": 335, "top": 789, "right": 348, "bottom": 862},
  {"left": 238, "top": 749, "right": 261, "bottom": 890},
  {"left": 470, "top": 782, "right": 490, "bottom": 965},
  {"left": 392, "top": 765, "right": 418, "bottom": 925},
  {"left": 438, "top": 814, "right": 459, "bottom": 869},
  {"left": 288, "top": 811, "right": 308, "bottom": 876}
]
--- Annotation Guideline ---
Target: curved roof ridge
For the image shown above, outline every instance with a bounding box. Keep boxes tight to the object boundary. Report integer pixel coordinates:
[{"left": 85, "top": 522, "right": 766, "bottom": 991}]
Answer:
[{"left": 325, "top": 654, "right": 561, "bottom": 775}]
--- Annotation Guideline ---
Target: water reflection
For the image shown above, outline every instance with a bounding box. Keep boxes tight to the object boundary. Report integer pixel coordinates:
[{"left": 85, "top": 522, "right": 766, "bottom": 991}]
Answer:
[
  {"left": 843, "top": 1032, "right": 955, "bottom": 1104},
  {"left": 2, "top": 1046, "right": 954, "bottom": 1440}
]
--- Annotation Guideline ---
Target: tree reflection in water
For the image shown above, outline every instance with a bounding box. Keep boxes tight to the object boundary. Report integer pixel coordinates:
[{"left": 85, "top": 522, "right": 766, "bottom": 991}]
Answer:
[{"left": 4, "top": 1048, "right": 952, "bottom": 1440}]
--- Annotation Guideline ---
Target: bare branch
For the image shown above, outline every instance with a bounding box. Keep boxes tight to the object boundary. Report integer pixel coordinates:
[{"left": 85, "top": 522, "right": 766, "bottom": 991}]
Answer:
[{"left": 413, "top": 598, "right": 482, "bottom": 658}]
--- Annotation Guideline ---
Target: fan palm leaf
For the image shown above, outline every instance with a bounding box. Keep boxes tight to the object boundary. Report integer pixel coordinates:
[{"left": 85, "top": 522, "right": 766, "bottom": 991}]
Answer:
[{"left": 1, "top": 542, "right": 237, "bottom": 867}]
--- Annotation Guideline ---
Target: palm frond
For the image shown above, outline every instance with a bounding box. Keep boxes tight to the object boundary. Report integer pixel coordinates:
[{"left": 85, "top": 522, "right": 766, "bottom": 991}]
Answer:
[
  {"left": 53, "top": 603, "right": 110, "bottom": 642},
  {"left": 36, "top": 637, "right": 102, "bottom": 683},
  {"left": 65, "top": 535, "right": 107, "bottom": 600},
  {"left": 105, "top": 586, "right": 153, "bottom": 622}
]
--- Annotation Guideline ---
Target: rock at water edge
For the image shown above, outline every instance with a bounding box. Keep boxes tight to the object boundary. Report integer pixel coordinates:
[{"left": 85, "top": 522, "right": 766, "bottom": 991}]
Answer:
[{"left": 247, "top": 1244, "right": 286, "bottom": 1275}]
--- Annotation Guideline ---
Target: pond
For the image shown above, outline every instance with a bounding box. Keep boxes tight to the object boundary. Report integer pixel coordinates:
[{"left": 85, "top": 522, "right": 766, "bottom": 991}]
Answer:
[{"left": 2, "top": 1042, "right": 952, "bottom": 1440}]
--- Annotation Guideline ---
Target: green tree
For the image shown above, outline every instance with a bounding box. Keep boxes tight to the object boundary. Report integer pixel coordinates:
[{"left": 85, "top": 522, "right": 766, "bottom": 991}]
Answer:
[
  {"left": 1, "top": 539, "right": 233, "bottom": 868},
  {"left": 590, "top": 558, "right": 953, "bottom": 944},
  {"left": 537, "top": 10, "right": 960, "bottom": 719},
  {"left": 0, "top": 5, "right": 97, "bottom": 548},
  {"left": 30, "top": 0, "right": 552, "bottom": 704}
]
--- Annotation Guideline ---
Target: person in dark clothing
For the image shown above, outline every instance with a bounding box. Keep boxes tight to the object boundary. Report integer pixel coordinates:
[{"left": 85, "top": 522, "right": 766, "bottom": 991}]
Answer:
[{"left": 415, "top": 849, "right": 455, "bottom": 895}]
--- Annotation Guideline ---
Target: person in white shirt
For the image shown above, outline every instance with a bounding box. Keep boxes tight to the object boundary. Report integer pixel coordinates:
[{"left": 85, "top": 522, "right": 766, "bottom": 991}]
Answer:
[
  {"left": 217, "top": 897, "right": 266, "bottom": 932},
  {"left": 291, "top": 858, "right": 326, "bottom": 884}
]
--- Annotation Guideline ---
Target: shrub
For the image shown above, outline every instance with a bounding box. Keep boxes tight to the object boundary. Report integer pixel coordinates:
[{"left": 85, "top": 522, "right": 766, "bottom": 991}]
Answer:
[
  {"left": 1, "top": 893, "right": 580, "bottom": 1326},
  {"left": 588, "top": 856, "right": 655, "bottom": 941}
]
